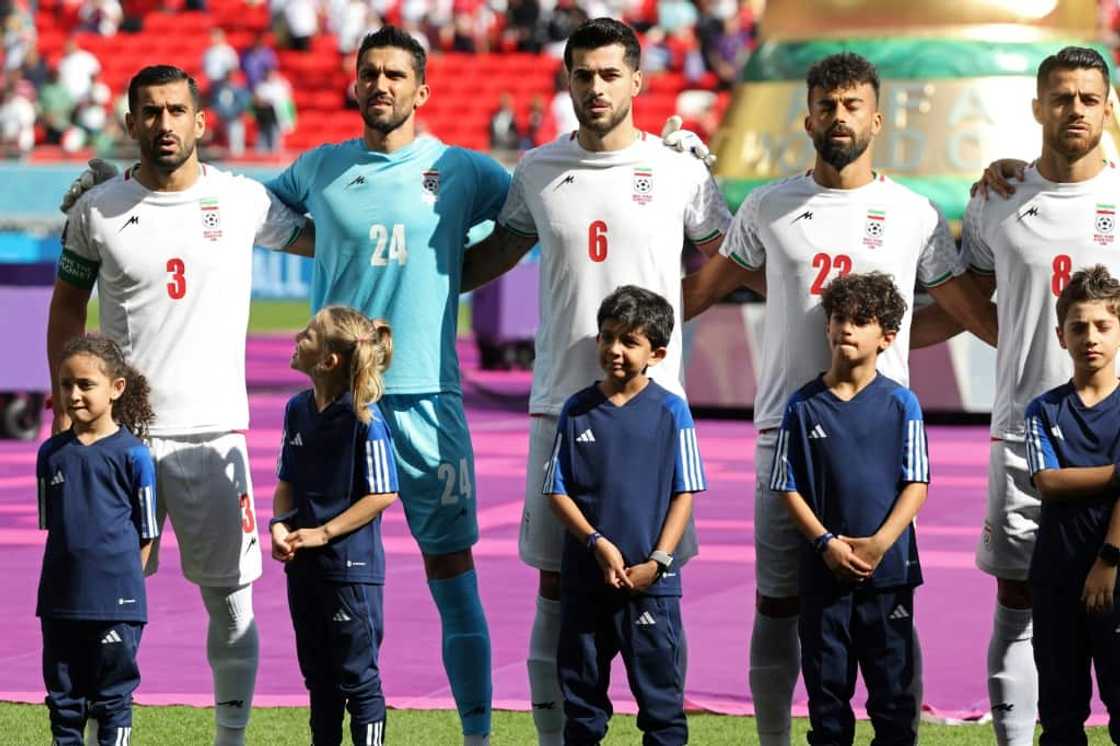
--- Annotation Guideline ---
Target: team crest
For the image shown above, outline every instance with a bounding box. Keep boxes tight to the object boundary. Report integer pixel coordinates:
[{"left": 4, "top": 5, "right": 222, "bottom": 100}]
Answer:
[
  {"left": 200, "top": 198, "right": 222, "bottom": 241},
  {"left": 421, "top": 170, "right": 440, "bottom": 204},
  {"left": 863, "top": 208, "right": 885, "bottom": 248},
  {"left": 632, "top": 167, "right": 653, "bottom": 205},
  {"left": 1095, "top": 203, "right": 1115, "bottom": 245}
]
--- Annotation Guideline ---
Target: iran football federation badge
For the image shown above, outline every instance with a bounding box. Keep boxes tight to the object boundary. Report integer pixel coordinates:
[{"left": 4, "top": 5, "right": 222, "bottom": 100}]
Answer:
[
  {"left": 863, "top": 208, "right": 885, "bottom": 248},
  {"left": 200, "top": 198, "right": 223, "bottom": 241},
  {"left": 632, "top": 167, "right": 653, "bottom": 205},
  {"left": 421, "top": 170, "right": 440, "bottom": 204},
  {"left": 1094, "top": 203, "right": 1115, "bottom": 246}
]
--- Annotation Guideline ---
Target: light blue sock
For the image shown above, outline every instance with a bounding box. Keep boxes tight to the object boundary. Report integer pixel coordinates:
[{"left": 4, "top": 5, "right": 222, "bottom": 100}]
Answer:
[{"left": 429, "top": 570, "right": 492, "bottom": 736}]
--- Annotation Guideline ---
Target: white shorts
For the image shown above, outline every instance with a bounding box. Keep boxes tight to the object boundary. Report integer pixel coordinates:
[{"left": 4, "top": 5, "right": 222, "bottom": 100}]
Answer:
[
  {"left": 975, "top": 439, "right": 1040, "bottom": 582},
  {"left": 518, "top": 415, "right": 700, "bottom": 573},
  {"left": 754, "top": 430, "right": 802, "bottom": 599},
  {"left": 147, "top": 432, "right": 263, "bottom": 587}
]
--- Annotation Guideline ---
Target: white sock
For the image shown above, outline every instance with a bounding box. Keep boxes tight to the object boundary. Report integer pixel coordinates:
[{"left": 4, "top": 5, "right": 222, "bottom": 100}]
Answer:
[
  {"left": 200, "top": 584, "right": 259, "bottom": 744},
  {"left": 527, "top": 596, "right": 564, "bottom": 746},
  {"left": 749, "top": 612, "right": 800, "bottom": 746},
  {"left": 987, "top": 604, "right": 1037, "bottom": 746}
]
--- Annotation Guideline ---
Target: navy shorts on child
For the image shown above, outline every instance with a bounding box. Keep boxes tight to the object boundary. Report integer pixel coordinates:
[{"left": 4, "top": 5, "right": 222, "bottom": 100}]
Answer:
[
  {"left": 36, "top": 428, "right": 158, "bottom": 746},
  {"left": 544, "top": 381, "right": 707, "bottom": 746},
  {"left": 1025, "top": 383, "right": 1120, "bottom": 744},
  {"left": 771, "top": 374, "right": 929, "bottom": 746},
  {"left": 277, "top": 390, "right": 398, "bottom": 746}
]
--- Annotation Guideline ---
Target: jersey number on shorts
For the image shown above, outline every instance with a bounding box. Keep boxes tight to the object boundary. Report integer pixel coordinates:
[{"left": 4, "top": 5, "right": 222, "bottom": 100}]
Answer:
[
  {"left": 809, "top": 252, "right": 853, "bottom": 295},
  {"left": 167, "top": 258, "right": 186, "bottom": 299},
  {"left": 370, "top": 223, "right": 408, "bottom": 267},
  {"left": 240, "top": 493, "right": 255, "bottom": 533},
  {"left": 438, "top": 458, "right": 472, "bottom": 505},
  {"left": 588, "top": 220, "right": 608, "bottom": 263},
  {"left": 1051, "top": 254, "right": 1072, "bottom": 296}
]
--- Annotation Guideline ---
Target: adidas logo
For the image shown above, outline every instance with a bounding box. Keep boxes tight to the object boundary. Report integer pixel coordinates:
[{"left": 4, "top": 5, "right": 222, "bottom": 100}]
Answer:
[
  {"left": 289, "top": 433, "right": 303, "bottom": 447},
  {"left": 50, "top": 471, "right": 65, "bottom": 486},
  {"left": 576, "top": 429, "right": 596, "bottom": 443},
  {"left": 332, "top": 610, "right": 352, "bottom": 623},
  {"left": 101, "top": 630, "right": 123, "bottom": 644},
  {"left": 888, "top": 605, "right": 910, "bottom": 620},
  {"left": 635, "top": 611, "right": 657, "bottom": 626},
  {"left": 808, "top": 425, "right": 828, "bottom": 440}
]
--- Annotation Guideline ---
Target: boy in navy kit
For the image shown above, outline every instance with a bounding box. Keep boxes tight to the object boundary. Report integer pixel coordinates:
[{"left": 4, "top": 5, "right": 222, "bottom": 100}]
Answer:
[
  {"left": 543, "top": 285, "right": 706, "bottom": 746},
  {"left": 37, "top": 334, "right": 158, "bottom": 746},
  {"left": 269, "top": 306, "right": 398, "bottom": 746},
  {"left": 772, "top": 272, "right": 929, "bottom": 746},
  {"left": 1024, "top": 265, "right": 1120, "bottom": 744}
]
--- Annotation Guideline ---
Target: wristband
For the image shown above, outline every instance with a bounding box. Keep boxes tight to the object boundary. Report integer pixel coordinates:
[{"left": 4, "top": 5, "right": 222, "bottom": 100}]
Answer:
[
  {"left": 1100, "top": 542, "right": 1120, "bottom": 568},
  {"left": 586, "top": 531, "right": 602, "bottom": 551},
  {"left": 812, "top": 531, "right": 836, "bottom": 554},
  {"left": 269, "top": 509, "right": 298, "bottom": 529},
  {"left": 649, "top": 550, "right": 673, "bottom": 577}
]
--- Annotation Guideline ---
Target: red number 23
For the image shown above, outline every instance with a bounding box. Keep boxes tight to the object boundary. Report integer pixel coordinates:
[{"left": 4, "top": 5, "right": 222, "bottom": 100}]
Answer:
[{"left": 809, "top": 252, "right": 852, "bottom": 295}]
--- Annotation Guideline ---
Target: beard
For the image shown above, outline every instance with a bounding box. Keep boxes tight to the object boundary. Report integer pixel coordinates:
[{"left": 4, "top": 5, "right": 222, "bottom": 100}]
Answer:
[
  {"left": 361, "top": 99, "right": 412, "bottom": 135},
  {"left": 813, "top": 124, "right": 872, "bottom": 171},
  {"left": 574, "top": 97, "right": 631, "bottom": 137},
  {"left": 1047, "top": 123, "right": 1102, "bottom": 162},
  {"left": 139, "top": 133, "right": 195, "bottom": 173}
]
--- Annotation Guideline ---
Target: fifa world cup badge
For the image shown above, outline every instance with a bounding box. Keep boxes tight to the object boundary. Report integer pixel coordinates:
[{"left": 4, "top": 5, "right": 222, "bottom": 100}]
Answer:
[
  {"left": 632, "top": 167, "right": 653, "bottom": 205},
  {"left": 200, "top": 198, "right": 223, "bottom": 241},
  {"left": 421, "top": 170, "right": 440, "bottom": 204},
  {"left": 1094, "top": 203, "right": 1115, "bottom": 246},
  {"left": 863, "top": 208, "right": 885, "bottom": 248}
]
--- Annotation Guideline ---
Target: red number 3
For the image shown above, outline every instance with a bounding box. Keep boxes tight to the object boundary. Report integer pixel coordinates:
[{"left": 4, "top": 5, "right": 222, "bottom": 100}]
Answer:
[
  {"left": 809, "top": 252, "right": 853, "bottom": 295},
  {"left": 240, "top": 494, "right": 255, "bottom": 533},
  {"left": 166, "top": 258, "right": 186, "bottom": 299},
  {"left": 588, "top": 220, "right": 608, "bottom": 262}
]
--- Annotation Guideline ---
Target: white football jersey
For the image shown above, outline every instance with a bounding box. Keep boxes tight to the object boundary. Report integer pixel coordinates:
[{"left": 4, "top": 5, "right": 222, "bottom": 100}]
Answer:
[
  {"left": 723, "top": 172, "right": 962, "bottom": 430},
  {"left": 62, "top": 164, "right": 305, "bottom": 435},
  {"left": 962, "top": 162, "right": 1120, "bottom": 441},
  {"left": 498, "top": 131, "right": 731, "bottom": 415}
]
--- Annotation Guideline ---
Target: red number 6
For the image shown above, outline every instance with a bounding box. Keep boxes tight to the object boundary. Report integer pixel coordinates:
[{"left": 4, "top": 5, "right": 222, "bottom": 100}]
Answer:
[{"left": 588, "top": 220, "right": 608, "bottom": 262}]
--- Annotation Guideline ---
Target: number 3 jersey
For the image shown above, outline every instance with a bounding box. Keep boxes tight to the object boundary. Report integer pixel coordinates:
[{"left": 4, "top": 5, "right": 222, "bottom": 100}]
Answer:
[
  {"left": 61, "top": 165, "right": 306, "bottom": 435},
  {"left": 962, "top": 162, "right": 1120, "bottom": 442},
  {"left": 722, "top": 172, "right": 961, "bottom": 430},
  {"left": 497, "top": 132, "right": 731, "bottom": 416}
]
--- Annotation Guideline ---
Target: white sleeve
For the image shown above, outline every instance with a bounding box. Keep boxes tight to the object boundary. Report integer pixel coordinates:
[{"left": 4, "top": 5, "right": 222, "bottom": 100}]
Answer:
[
  {"left": 960, "top": 196, "right": 995, "bottom": 275},
  {"left": 718, "top": 188, "right": 766, "bottom": 271},
  {"left": 916, "top": 202, "right": 963, "bottom": 288},
  {"left": 251, "top": 181, "right": 307, "bottom": 251},
  {"left": 684, "top": 168, "right": 732, "bottom": 244},
  {"left": 496, "top": 163, "right": 538, "bottom": 237}
]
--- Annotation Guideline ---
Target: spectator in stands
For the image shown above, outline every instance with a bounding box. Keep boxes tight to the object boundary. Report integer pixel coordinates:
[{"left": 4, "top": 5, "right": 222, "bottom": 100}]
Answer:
[
  {"left": 253, "top": 67, "right": 295, "bottom": 152},
  {"left": 202, "top": 28, "right": 240, "bottom": 87},
  {"left": 3, "top": 2, "right": 36, "bottom": 72},
  {"left": 209, "top": 70, "right": 251, "bottom": 156},
  {"left": 657, "top": 0, "right": 697, "bottom": 33},
  {"left": 0, "top": 78, "right": 35, "bottom": 155},
  {"left": 642, "top": 25, "right": 672, "bottom": 74},
  {"left": 698, "top": 0, "right": 753, "bottom": 88},
  {"left": 522, "top": 94, "right": 546, "bottom": 149},
  {"left": 544, "top": 0, "right": 588, "bottom": 56},
  {"left": 504, "top": 0, "right": 540, "bottom": 52},
  {"left": 21, "top": 47, "right": 50, "bottom": 90},
  {"left": 78, "top": 0, "right": 123, "bottom": 36},
  {"left": 75, "top": 77, "right": 110, "bottom": 141},
  {"left": 58, "top": 37, "right": 101, "bottom": 102},
  {"left": 37, "top": 66, "right": 74, "bottom": 144},
  {"left": 329, "top": 0, "right": 378, "bottom": 54},
  {"left": 550, "top": 65, "right": 578, "bottom": 134},
  {"left": 489, "top": 92, "right": 519, "bottom": 152},
  {"left": 278, "top": 0, "right": 319, "bottom": 51},
  {"left": 241, "top": 32, "right": 278, "bottom": 89}
]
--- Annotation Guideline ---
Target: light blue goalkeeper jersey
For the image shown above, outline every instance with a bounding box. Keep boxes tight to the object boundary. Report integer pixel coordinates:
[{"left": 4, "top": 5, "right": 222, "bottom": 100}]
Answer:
[{"left": 268, "top": 135, "right": 511, "bottom": 394}]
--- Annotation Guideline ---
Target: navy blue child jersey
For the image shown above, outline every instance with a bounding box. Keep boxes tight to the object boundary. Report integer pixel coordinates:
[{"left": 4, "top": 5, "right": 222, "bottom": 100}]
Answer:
[
  {"left": 771, "top": 374, "right": 929, "bottom": 592},
  {"left": 542, "top": 381, "right": 707, "bottom": 597},
  {"left": 36, "top": 428, "right": 158, "bottom": 622},
  {"left": 1025, "top": 382, "right": 1120, "bottom": 587},
  {"left": 277, "top": 391, "right": 398, "bottom": 583}
]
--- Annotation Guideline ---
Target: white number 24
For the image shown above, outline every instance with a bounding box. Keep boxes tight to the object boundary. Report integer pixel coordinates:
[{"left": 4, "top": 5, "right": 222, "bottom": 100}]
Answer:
[
  {"left": 438, "top": 458, "right": 473, "bottom": 505},
  {"left": 369, "top": 223, "right": 408, "bottom": 266}
]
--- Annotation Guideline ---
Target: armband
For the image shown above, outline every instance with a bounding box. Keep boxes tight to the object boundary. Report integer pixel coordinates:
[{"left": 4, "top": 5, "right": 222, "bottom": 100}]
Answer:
[{"left": 57, "top": 248, "right": 100, "bottom": 290}]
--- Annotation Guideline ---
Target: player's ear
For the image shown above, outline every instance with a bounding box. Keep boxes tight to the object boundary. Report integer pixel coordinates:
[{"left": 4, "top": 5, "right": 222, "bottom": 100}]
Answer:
[
  {"left": 1032, "top": 97, "right": 1043, "bottom": 126},
  {"left": 413, "top": 80, "right": 431, "bottom": 111},
  {"left": 631, "top": 68, "right": 642, "bottom": 97},
  {"left": 110, "top": 376, "right": 126, "bottom": 401},
  {"left": 194, "top": 106, "right": 206, "bottom": 139},
  {"left": 647, "top": 345, "right": 668, "bottom": 367},
  {"left": 869, "top": 108, "right": 883, "bottom": 137},
  {"left": 878, "top": 329, "right": 896, "bottom": 352},
  {"left": 1056, "top": 324, "right": 1067, "bottom": 349}
]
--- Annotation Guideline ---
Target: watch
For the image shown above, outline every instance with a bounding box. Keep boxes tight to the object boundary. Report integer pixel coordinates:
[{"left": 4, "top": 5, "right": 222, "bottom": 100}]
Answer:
[
  {"left": 649, "top": 550, "right": 673, "bottom": 577},
  {"left": 812, "top": 531, "right": 836, "bottom": 554},
  {"left": 269, "top": 509, "right": 298, "bottom": 529},
  {"left": 1100, "top": 542, "right": 1120, "bottom": 567}
]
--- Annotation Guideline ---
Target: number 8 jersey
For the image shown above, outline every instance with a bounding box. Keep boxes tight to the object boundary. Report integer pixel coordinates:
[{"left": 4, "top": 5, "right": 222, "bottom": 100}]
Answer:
[
  {"left": 60, "top": 165, "right": 306, "bottom": 435},
  {"left": 497, "top": 132, "right": 731, "bottom": 416},
  {"left": 721, "top": 171, "right": 961, "bottom": 431},
  {"left": 961, "top": 161, "right": 1120, "bottom": 441}
]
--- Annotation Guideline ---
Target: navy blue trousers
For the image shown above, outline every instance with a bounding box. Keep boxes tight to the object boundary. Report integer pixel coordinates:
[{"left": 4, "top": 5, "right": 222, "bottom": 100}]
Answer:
[
  {"left": 287, "top": 570, "right": 386, "bottom": 746},
  {"left": 1032, "top": 581, "right": 1120, "bottom": 745},
  {"left": 558, "top": 591, "right": 686, "bottom": 746},
  {"left": 41, "top": 618, "right": 143, "bottom": 746},
  {"left": 799, "top": 586, "right": 917, "bottom": 746}
]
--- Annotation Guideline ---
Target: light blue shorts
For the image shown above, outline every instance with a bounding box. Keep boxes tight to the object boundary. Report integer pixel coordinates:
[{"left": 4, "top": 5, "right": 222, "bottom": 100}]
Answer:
[{"left": 379, "top": 392, "right": 479, "bottom": 555}]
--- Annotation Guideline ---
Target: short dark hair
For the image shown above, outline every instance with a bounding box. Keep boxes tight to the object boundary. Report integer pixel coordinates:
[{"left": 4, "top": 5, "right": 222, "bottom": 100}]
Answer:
[
  {"left": 820, "top": 271, "right": 907, "bottom": 334},
  {"left": 806, "top": 52, "right": 880, "bottom": 103},
  {"left": 357, "top": 25, "right": 427, "bottom": 82},
  {"left": 1037, "top": 45, "right": 1110, "bottom": 93},
  {"left": 597, "top": 285, "right": 674, "bottom": 349},
  {"left": 128, "top": 65, "right": 201, "bottom": 113},
  {"left": 1056, "top": 264, "right": 1120, "bottom": 326},
  {"left": 564, "top": 17, "right": 641, "bottom": 72}
]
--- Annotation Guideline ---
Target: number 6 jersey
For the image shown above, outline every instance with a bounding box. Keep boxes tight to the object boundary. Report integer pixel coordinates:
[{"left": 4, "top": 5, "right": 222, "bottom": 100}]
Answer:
[
  {"left": 497, "top": 132, "right": 731, "bottom": 416},
  {"left": 60, "top": 165, "right": 306, "bottom": 435},
  {"left": 962, "top": 161, "right": 1120, "bottom": 441},
  {"left": 721, "top": 171, "right": 961, "bottom": 431}
]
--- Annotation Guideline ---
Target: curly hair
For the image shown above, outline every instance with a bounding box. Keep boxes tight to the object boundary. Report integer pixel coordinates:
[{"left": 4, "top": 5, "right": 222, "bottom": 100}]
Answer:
[
  {"left": 806, "top": 52, "right": 880, "bottom": 103},
  {"left": 60, "top": 334, "right": 154, "bottom": 439},
  {"left": 820, "top": 271, "right": 907, "bottom": 334},
  {"left": 315, "top": 306, "right": 393, "bottom": 424},
  {"left": 1056, "top": 264, "right": 1120, "bottom": 326}
]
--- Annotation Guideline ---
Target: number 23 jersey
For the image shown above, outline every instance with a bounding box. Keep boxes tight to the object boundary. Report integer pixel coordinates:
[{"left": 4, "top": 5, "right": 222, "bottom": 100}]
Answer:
[
  {"left": 722, "top": 172, "right": 961, "bottom": 430},
  {"left": 962, "top": 162, "right": 1120, "bottom": 441}
]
